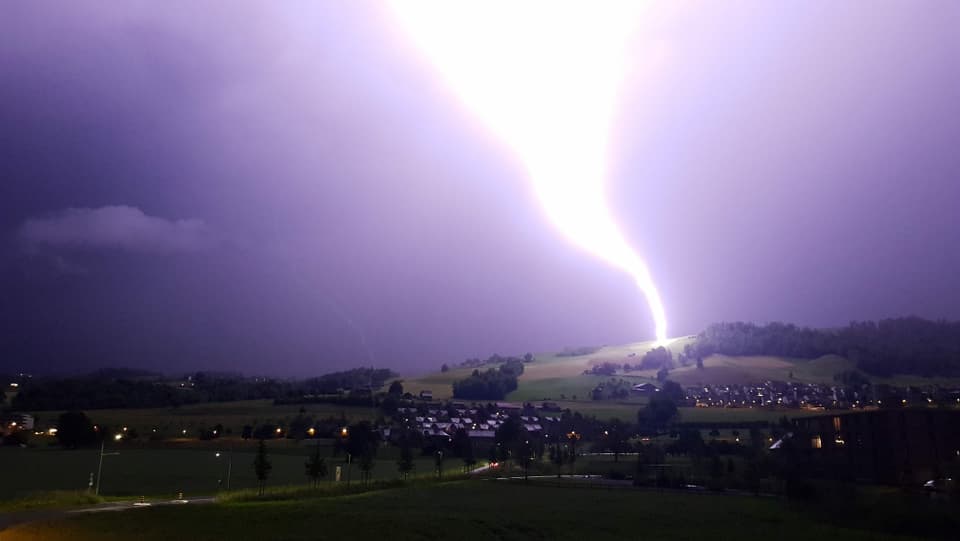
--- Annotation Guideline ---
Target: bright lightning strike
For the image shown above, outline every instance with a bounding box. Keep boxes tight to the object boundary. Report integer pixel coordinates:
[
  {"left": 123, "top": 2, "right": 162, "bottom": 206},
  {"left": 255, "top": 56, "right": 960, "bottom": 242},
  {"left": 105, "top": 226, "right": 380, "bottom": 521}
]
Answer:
[{"left": 390, "top": 1, "right": 669, "bottom": 344}]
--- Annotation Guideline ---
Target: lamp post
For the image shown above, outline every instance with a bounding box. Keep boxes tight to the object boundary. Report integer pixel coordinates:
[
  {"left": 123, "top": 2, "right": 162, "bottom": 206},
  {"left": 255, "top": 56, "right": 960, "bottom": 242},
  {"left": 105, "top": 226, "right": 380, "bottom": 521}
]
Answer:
[
  {"left": 95, "top": 436, "right": 121, "bottom": 496},
  {"left": 215, "top": 448, "right": 233, "bottom": 490},
  {"left": 340, "top": 427, "right": 351, "bottom": 487},
  {"left": 566, "top": 431, "right": 581, "bottom": 475}
]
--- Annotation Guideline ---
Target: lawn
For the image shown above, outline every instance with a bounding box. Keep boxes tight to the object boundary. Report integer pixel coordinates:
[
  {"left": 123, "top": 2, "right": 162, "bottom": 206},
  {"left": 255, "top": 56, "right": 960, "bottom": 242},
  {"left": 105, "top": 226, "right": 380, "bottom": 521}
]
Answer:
[
  {"left": 0, "top": 443, "right": 463, "bottom": 501},
  {"left": 3, "top": 480, "right": 940, "bottom": 541}
]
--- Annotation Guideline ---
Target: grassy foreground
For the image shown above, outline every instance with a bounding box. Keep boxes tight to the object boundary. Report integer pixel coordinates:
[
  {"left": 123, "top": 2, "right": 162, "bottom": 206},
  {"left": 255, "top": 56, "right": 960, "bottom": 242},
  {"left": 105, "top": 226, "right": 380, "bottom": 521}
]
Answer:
[{"left": 1, "top": 481, "right": 935, "bottom": 541}]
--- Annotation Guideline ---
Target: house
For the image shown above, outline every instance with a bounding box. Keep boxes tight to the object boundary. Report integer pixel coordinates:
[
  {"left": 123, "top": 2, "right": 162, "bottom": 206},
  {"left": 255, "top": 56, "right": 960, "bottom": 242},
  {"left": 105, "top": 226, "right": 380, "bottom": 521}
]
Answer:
[
  {"left": 631, "top": 383, "right": 659, "bottom": 395},
  {"left": 419, "top": 390, "right": 433, "bottom": 401},
  {"left": 791, "top": 409, "right": 960, "bottom": 485},
  {"left": 495, "top": 402, "right": 521, "bottom": 413},
  {"left": 540, "top": 401, "right": 561, "bottom": 412}
]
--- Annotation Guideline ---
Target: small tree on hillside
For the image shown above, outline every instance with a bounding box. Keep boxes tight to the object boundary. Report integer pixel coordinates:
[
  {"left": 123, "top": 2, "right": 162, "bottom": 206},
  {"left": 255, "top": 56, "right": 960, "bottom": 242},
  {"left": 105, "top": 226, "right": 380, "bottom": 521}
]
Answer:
[
  {"left": 305, "top": 443, "right": 328, "bottom": 488},
  {"left": 358, "top": 453, "right": 375, "bottom": 484},
  {"left": 253, "top": 439, "right": 272, "bottom": 495},
  {"left": 397, "top": 439, "right": 415, "bottom": 480}
]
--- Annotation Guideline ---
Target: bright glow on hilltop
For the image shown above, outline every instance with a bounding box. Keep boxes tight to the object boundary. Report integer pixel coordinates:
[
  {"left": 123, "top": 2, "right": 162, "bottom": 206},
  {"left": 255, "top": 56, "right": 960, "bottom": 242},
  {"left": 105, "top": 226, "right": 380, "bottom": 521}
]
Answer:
[{"left": 390, "top": 0, "right": 668, "bottom": 344}]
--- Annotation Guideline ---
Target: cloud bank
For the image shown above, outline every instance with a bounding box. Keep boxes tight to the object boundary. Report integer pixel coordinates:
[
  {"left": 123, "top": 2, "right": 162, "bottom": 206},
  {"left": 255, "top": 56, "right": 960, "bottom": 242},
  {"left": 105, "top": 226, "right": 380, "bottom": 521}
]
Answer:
[{"left": 19, "top": 205, "right": 210, "bottom": 254}]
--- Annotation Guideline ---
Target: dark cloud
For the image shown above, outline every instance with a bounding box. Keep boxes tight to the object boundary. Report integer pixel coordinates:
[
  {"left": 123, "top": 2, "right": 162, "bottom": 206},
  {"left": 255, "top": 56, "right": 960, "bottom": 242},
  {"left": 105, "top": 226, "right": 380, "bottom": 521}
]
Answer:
[{"left": 18, "top": 206, "right": 210, "bottom": 255}]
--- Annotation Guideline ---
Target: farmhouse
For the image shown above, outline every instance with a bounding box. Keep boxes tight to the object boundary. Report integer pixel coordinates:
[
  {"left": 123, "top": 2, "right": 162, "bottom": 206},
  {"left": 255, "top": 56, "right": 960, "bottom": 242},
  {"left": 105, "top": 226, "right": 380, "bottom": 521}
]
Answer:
[{"left": 631, "top": 383, "right": 659, "bottom": 395}]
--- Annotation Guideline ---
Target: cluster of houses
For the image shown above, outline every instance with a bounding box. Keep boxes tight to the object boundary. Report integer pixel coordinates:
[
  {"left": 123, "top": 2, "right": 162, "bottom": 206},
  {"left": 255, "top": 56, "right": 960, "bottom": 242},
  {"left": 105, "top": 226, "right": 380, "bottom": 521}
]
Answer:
[
  {"left": 679, "top": 381, "right": 960, "bottom": 410},
  {"left": 387, "top": 401, "right": 561, "bottom": 449}
]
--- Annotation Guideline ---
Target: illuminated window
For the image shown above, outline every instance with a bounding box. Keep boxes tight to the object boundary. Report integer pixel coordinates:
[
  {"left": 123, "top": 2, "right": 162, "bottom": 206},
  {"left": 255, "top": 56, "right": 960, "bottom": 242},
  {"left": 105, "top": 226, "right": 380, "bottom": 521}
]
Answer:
[
  {"left": 812, "top": 435, "right": 822, "bottom": 449},
  {"left": 832, "top": 416, "right": 841, "bottom": 432}
]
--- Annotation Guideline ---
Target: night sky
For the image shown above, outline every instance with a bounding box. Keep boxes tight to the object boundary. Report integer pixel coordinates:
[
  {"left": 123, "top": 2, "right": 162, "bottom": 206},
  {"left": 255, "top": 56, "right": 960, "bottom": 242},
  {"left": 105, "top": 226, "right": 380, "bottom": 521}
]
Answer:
[{"left": 2, "top": 1, "right": 959, "bottom": 376}]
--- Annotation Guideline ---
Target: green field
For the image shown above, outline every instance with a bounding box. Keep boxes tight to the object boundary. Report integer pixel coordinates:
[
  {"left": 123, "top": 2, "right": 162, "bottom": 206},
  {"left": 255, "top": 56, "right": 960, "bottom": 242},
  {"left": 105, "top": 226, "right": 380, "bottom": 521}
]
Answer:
[
  {"left": 5, "top": 480, "right": 950, "bottom": 541},
  {"left": 0, "top": 443, "right": 462, "bottom": 501},
  {"left": 400, "top": 337, "right": 960, "bottom": 422},
  {"left": 26, "top": 400, "right": 377, "bottom": 438}
]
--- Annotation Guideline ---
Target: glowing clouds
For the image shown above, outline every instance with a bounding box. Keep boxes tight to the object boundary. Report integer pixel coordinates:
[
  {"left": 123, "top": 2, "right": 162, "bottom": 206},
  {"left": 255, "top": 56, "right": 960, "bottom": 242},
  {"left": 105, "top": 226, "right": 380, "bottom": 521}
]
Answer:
[{"left": 390, "top": 0, "right": 668, "bottom": 343}]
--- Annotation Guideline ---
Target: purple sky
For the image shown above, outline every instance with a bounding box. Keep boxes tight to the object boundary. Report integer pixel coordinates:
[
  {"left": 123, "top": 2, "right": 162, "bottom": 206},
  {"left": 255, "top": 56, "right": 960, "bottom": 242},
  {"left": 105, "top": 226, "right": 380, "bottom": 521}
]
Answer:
[{"left": 2, "top": 1, "right": 959, "bottom": 376}]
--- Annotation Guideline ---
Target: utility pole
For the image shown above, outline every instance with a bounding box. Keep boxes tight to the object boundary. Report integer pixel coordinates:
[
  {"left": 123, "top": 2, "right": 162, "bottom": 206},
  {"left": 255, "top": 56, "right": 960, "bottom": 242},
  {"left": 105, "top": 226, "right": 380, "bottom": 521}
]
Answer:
[
  {"left": 226, "top": 446, "right": 233, "bottom": 490},
  {"left": 95, "top": 439, "right": 120, "bottom": 496}
]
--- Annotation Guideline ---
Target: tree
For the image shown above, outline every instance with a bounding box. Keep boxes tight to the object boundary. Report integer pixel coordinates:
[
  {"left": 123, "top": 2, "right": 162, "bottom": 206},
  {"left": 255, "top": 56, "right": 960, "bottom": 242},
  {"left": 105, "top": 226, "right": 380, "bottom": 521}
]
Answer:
[
  {"left": 656, "top": 367, "right": 670, "bottom": 382},
  {"left": 435, "top": 450, "right": 446, "bottom": 479},
  {"left": 550, "top": 443, "right": 564, "bottom": 478},
  {"left": 638, "top": 396, "right": 678, "bottom": 434},
  {"left": 605, "top": 419, "right": 629, "bottom": 462},
  {"left": 518, "top": 439, "right": 533, "bottom": 481},
  {"left": 696, "top": 357, "right": 704, "bottom": 370},
  {"left": 253, "top": 439, "right": 272, "bottom": 495},
  {"left": 358, "top": 453, "right": 375, "bottom": 484},
  {"left": 388, "top": 380, "right": 404, "bottom": 395},
  {"left": 441, "top": 363, "right": 449, "bottom": 373},
  {"left": 305, "top": 443, "right": 327, "bottom": 488},
  {"left": 397, "top": 439, "right": 415, "bottom": 480},
  {"left": 56, "top": 411, "right": 96, "bottom": 448},
  {"left": 523, "top": 353, "right": 534, "bottom": 363},
  {"left": 241, "top": 425, "right": 253, "bottom": 440},
  {"left": 660, "top": 380, "right": 684, "bottom": 402}
]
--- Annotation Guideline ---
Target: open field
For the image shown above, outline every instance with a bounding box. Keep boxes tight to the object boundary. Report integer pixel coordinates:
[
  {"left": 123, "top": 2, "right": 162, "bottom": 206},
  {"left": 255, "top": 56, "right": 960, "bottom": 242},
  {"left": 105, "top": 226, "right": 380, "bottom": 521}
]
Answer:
[
  {"left": 25, "top": 400, "right": 377, "bottom": 437},
  {"left": 4, "top": 480, "right": 948, "bottom": 541},
  {"left": 0, "top": 443, "right": 462, "bottom": 501},
  {"left": 400, "top": 337, "right": 960, "bottom": 423}
]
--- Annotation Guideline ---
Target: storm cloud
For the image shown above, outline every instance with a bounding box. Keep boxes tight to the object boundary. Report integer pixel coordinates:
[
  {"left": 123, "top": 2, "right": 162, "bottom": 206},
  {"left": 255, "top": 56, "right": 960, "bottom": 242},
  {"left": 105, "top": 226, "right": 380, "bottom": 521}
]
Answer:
[{"left": 19, "top": 206, "right": 211, "bottom": 254}]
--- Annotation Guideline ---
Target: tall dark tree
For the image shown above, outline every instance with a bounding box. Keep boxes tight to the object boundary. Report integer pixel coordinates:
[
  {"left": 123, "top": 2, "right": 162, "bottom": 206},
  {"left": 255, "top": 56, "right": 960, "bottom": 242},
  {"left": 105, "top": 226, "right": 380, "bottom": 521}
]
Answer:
[
  {"left": 253, "top": 439, "right": 272, "bottom": 495},
  {"left": 435, "top": 450, "right": 446, "bottom": 479},
  {"left": 304, "top": 443, "right": 327, "bottom": 488},
  {"left": 388, "top": 380, "right": 404, "bottom": 395},
  {"left": 397, "top": 438, "right": 415, "bottom": 480},
  {"left": 638, "top": 396, "right": 678, "bottom": 434},
  {"left": 56, "top": 411, "right": 96, "bottom": 448}
]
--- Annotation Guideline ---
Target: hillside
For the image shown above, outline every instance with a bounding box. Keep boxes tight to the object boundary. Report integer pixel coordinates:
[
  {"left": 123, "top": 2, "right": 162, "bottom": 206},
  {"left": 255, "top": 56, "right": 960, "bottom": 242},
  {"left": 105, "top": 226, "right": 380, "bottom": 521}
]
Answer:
[{"left": 398, "top": 337, "right": 960, "bottom": 420}]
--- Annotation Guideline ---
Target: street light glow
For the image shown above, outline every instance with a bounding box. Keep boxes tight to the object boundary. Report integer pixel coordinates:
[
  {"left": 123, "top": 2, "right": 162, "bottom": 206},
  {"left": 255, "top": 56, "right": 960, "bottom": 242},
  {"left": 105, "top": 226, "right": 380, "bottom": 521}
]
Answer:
[{"left": 390, "top": 0, "right": 669, "bottom": 343}]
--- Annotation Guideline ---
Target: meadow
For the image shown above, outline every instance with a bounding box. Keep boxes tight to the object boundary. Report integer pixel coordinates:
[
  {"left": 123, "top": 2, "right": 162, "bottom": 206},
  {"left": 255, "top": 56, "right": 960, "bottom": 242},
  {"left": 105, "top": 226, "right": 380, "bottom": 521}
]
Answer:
[
  {"left": 3, "top": 479, "right": 947, "bottom": 541},
  {"left": 0, "top": 442, "right": 462, "bottom": 501},
  {"left": 401, "top": 337, "right": 960, "bottom": 414}
]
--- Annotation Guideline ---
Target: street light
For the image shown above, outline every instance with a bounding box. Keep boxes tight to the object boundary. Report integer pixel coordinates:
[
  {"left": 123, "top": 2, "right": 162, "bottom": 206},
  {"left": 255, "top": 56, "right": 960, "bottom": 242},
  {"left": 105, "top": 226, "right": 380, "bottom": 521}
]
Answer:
[
  {"left": 95, "top": 438, "right": 121, "bottom": 496},
  {"left": 215, "top": 449, "right": 233, "bottom": 490},
  {"left": 340, "top": 427, "right": 351, "bottom": 486}
]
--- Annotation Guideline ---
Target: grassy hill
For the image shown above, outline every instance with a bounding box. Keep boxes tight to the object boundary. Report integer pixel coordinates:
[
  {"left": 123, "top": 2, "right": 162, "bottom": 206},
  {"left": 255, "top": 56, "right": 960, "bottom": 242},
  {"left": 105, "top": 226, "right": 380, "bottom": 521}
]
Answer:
[
  {"left": 5, "top": 480, "right": 937, "bottom": 541},
  {"left": 397, "top": 337, "right": 960, "bottom": 422}
]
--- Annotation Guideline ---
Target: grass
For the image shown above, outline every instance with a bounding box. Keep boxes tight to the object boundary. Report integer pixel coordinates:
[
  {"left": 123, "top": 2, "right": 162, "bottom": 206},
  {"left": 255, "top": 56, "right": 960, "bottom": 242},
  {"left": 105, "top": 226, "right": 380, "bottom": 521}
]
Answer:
[
  {"left": 3, "top": 480, "right": 937, "bottom": 541},
  {"left": 0, "top": 491, "right": 106, "bottom": 513},
  {"left": 0, "top": 443, "right": 465, "bottom": 501}
]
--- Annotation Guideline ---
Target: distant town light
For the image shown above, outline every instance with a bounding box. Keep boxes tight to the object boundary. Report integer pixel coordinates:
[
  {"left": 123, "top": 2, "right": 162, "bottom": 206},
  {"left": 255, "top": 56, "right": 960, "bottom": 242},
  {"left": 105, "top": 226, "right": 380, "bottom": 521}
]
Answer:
[{"left": 114, "top": 434, "right": 123, "bottom": 441}]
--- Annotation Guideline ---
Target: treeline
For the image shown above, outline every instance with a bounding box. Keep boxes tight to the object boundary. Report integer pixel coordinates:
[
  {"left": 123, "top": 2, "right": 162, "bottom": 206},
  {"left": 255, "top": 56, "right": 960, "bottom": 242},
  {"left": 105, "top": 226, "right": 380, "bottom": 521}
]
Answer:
[
  {"left": 301, "top": 367, "right": 397, "bottom": 394},
  {"left": 452, "top": 359, "right": 525, "bottom": 400},
  {"left": 686, "top": 318, "right": 960, "bottom": 377},
  {"left": 12, "top": 378, "right": 203, "bottom": 410},
  {"left": 458, "top": 353, "right": 533, "bottom": 369},
  {"left": 11, "top": 367, "right": 398, "bottom": 411}
]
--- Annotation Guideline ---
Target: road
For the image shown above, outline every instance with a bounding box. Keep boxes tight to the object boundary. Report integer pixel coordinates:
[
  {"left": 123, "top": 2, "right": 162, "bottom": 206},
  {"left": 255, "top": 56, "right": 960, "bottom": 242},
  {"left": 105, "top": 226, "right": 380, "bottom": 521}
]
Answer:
[{"left": 0, "top": 497, "right": 215, "bottom": 533}]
